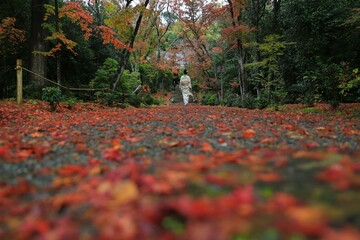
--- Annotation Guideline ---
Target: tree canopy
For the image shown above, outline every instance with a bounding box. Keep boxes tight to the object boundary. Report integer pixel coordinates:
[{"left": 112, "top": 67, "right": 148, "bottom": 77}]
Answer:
[{"left": 0, "top": 0, "right": 359, "bottom": 106}]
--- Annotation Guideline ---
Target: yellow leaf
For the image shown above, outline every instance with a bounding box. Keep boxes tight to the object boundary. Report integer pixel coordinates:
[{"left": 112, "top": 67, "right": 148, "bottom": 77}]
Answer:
[{"left": 111, "top": 181, "right": 139, "bottom": 205}]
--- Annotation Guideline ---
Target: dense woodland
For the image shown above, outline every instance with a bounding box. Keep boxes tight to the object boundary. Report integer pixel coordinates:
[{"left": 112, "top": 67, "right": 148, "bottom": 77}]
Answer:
[{"left": 0, "top": 0, "right": 359, "bottom": 108}]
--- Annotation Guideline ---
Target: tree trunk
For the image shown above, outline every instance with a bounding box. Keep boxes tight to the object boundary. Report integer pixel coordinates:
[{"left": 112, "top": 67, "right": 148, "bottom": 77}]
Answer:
[
  {"left": 157, "top": 30, "right": 162, "bottom": 93},
  {"left": 248, "top": 0, "right": 267, "bottom": 97},
  {"left": 272, "top": 0, "right": 282, "bottom": 32},
  {"left": 30, "top": 0, "right": 49, "bottom": 89},
  {"left": 113, "top": 49, "right": 131, "bottom": 91},
  {"left": 112, "top": 0, "right": 150, "bottom": 91},
  {"left": 54, "top": 0, "right": 61, "bottom": 85},
  {"left": 227, "top": 0, "right": 248, "bottom": 96},
  {"left": 237, "top": 52, "right": 246, "bottom": 97}
]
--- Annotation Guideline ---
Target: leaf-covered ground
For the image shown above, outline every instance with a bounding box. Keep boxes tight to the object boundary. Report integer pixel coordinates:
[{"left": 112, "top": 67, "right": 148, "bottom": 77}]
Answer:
[{"left": 1, "top": 101, "right": 360, "bottom": 240}]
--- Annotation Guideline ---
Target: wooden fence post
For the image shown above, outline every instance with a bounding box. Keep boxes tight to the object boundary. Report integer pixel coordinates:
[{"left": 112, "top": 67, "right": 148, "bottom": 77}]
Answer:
[{"left": 16, "top": 59, "right": 23, "bottom": 104}]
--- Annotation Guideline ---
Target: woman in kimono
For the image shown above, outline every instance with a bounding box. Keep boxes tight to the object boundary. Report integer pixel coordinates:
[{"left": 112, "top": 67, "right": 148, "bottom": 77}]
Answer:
[{"left": 179, "top": 69, "right": 193, "bottom": 106}]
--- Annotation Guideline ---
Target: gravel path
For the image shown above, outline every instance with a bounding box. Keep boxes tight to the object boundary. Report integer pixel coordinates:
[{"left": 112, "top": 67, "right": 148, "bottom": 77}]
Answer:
[{"left": 1, "top": 102, "right": 359, "bottom": 239}]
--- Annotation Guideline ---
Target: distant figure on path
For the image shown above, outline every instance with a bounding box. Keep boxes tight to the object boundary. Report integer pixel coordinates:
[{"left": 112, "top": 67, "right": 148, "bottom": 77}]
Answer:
[{"left": 179, "top": 69, "right": 193, "bottom": 106}]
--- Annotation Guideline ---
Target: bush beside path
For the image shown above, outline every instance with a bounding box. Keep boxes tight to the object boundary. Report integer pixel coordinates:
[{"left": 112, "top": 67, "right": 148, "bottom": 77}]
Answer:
[{"left": 0, "top": 101, "right": 360, "bottom": 239}]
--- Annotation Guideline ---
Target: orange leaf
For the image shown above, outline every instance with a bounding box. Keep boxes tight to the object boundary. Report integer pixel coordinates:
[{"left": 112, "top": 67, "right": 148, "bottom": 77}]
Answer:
[
  {"left": 284, "top": 206, "right": 328, "bottom": 236},
  {"left": 51, "top": 192, "right": 86, "bottom": 209},
  {"left": 256, "top": 172, "right": 282, "bottom": 182},
  {"left": 242, "top": 129, "right": 256, "bottom": 138},
  {"left": 111, "top": 180, "right": 139, "bottom": 205},
  {"left": 323, "top": 227, "right": 360, "bottom": 240},
  {"left": 58, "top": 165, "right": 86, "bottom": 177},
  {"left": 16, "top": 150, "right": 32, "bottom": 160},
  {"left": 200, "top": 142, "right": 213, "bottom": 152}
]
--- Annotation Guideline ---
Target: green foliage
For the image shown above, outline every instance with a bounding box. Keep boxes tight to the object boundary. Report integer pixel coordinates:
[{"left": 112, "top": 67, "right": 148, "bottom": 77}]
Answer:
[
  {"left": 159, "top": 68, "right": 174, "bottom": 92},
  {"left": 222, "top": 89, "right": 271, "bottom": 110},
  {"left": 255, "top": 96, "right": 269, "bottom": 110},
  {"left": 42, "top": 87, "right": 63, "bottom": 104},
  {"left": 142, "top": 94, "right": 161, "bottom": 106},
  {"left": 270, "top": 88, "right": 288, "bottom": 110},
  {"left": 64, "top": 97, "right": 79, "bottom": 110},
  {"left": 247, "top": 34, "right": 288, "bottom": 107},
  {"left": 42, "top": 87, "right": 64, "bottom": 111},
  {"left": 222, "top": 91, "right": 242, "bottom": 107},
  {"left": 139, "top": 64, "right": 173, "bottom": 92},
  {"left": 303, "top": 107, "right": 322, "bottom": 114},
  {"left": 101, "top": 92, "right": 124, "bottom": 107},
  {"left": 140, "top": 64, "right": 157, "bottom": 90},
  {"left": 90, "top": 58, "right": 118, "bottom": 90},
  {"left": 90, "top": 58, "right": 141, "bottom": 105},
  {"left": 296, "top": 61, "right": 344, "bottom": 107},
  {"left": 162, "top": 216, "right": 184, "bottom": 235},
  {"left": 242, "top": 94, "right": 257, "bottom": 109},
  {"left": 339, "top": 68, "right": 360, "bottom": 100},
  {"left": 299, "top": 75, "right": 322, "bottom": 106},
  {"left": 26, "top": 99, "right": 38, "bottom": 105},
  {"left": 126, "top": 94, "right": 142, "bottom": 108},
  {"left": 96, "top": 89, "right": 161, "bottom": 108},
  {"left": 121, "top": 70, "right": 141, "bottom": 93},
  {"left": 201, "top": 93, "right": 219, "bottom": 106},
  {"left": 280, "top": 0, "right": 360, "bottom": 102}
]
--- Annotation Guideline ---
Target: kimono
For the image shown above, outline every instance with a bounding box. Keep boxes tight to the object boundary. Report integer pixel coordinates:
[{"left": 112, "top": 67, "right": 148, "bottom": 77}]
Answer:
[{"left": 179, "top": 74, "right": 193, "bottom": 106}]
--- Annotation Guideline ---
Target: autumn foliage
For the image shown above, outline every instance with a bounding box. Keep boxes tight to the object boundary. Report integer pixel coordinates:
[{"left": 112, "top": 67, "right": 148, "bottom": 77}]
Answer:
[
  {"left": 43, "top": 1, "right": 130, "bottom": 57},
  {"left": 0, "top": 17, "right": 26, "bottom": 55},
  {"left": 0, "top": 17, "right": 26, "bottom": 43},
  {"left": 0, "top": 101, "right": 360, "bottom": 239}
]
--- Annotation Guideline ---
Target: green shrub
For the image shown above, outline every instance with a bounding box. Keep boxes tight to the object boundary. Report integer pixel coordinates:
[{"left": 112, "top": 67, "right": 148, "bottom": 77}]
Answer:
[
  {"left": 27, "top": 99, "right": 38, "bottom": 104},
  {"left": 42, "top": 87, "right": 64, "bottom": 111},
  {"left": 270, "top": 88, "right": 287, "bottom": 110},
  {"left": 140, "top": 64, "right": 158, "bottom": 90},
  {"left": 143, "top": 94, "right": 161, "bottom": 106},
  {"left": 64, "top": 97, "right": 78, "bottom": 110},
  {"left": 242, "top": 94, "right": 256, "bottom": 109},
  {"left": 89, "top": 58, "right": 118, "bottom": 91},
  {"left": 328, "top": 99, "right": 340, "bottom": 109},
  {"left": 201, "top": 93, "right": 219, "bottom": 106},
  {"left": 339, "top": 68, "right": 360, "bottom": 102},
  {"left": 304, "top": 107, "right": 321, "bottom": 114},
  {"left": 102, "top": 92, "right": 123, "bottom": 107},
  {"left": 140, "top": 64, "right": 173, "bottom": 92},
  {"left": 255, "top": 97, "right": 269, "bottom": 110},
  {"left": 121, "top": 70, "right": 141, "bottom": 93},
  {"left": 223, "top": 92, "right": 242, "bottom": 107},
  {"left": 127, "top": 94, "right": 142, "bottom": 108}
]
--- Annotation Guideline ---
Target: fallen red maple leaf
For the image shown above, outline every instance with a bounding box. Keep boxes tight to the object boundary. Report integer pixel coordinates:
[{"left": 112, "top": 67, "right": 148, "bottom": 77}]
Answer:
[
  {"left": 19, "top": 218, "right": 50, "bottom": 239},
  {"left": 57, "top": 165, "right": 87, "bottom": 177},
  {"left": 0, "top": 147, "right": 10, "bottom": 157},
  {"left": 256, "top": 172, "right": 282, "bottom": 183},
  {"left": 242, "top": 129, "right": 256, "bottom": 138},
  {"left": 322, "top": 227, "right": 360, "bottom": 240},
  {"left": 200, "top": 142, "right": 213, "bottom": 152},
  {"left": 278, "top": 206, "right": 328, "bottom": 237},
  {"left": 265, "top": 192, "right": 299, "bottom": 213}
]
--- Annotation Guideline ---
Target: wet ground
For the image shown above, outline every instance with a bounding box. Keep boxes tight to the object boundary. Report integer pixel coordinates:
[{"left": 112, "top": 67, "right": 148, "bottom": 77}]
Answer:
[{"left": 1, "top": 101, "right": 359, "bottom": 239}]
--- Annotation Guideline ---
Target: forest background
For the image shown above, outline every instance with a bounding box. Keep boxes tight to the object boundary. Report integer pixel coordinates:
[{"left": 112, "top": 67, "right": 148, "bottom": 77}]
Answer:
[{"left": 0, "top": 0, "right": 359, "bottom": 109}]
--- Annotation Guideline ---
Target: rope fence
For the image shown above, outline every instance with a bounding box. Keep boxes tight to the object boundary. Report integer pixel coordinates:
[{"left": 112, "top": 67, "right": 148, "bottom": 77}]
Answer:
[
  {"left": 15, "top": 59, "right": 143, "bottom": 105},
  {"left": 20, "top": 66, "right": 110, "bottom": 92},
  {"left": 16, "top": 59, "right": 111, "bottom": 104}
]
